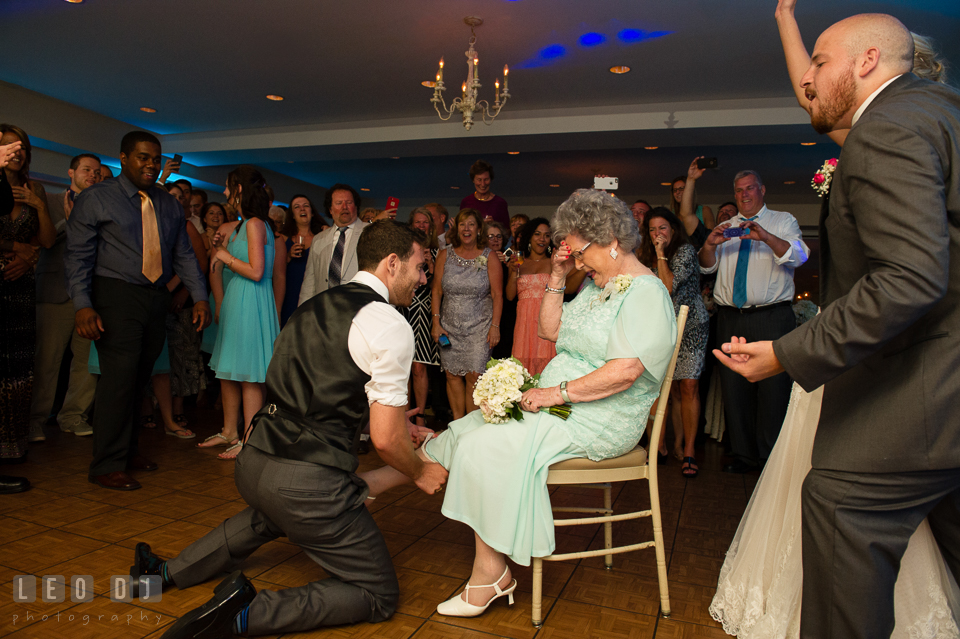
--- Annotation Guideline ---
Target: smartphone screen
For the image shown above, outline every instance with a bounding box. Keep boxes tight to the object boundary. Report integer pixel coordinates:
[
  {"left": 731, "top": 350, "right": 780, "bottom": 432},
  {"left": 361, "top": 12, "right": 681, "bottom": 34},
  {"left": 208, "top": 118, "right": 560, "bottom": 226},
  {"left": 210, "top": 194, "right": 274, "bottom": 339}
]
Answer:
[{"left": 438, "top": 334, "right": 452, "bottom": 348}]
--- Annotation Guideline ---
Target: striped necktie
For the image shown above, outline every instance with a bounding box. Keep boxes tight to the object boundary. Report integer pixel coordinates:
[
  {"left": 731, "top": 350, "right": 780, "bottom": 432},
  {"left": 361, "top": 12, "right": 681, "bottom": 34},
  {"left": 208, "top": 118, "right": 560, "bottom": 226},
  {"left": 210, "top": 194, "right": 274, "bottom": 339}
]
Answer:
[{"left": 328, "top": 226, "right": 347, "bottom": 287}]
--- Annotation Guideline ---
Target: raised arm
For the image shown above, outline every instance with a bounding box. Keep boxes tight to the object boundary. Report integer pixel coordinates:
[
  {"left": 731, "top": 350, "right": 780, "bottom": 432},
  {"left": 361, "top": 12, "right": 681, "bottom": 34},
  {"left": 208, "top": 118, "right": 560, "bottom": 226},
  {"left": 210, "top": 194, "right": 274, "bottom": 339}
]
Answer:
[
  {"left": 775, "top": 0, "right": 849, "bottom": 146},
  {"left": 538, "top": 240, "right": 576, "bottom": 342},
  {"left": 678, "top": 159, "right": 706, "bottom": 239},
  {"left": 487, "top": 253, "right": 503, "bottom": 348}
]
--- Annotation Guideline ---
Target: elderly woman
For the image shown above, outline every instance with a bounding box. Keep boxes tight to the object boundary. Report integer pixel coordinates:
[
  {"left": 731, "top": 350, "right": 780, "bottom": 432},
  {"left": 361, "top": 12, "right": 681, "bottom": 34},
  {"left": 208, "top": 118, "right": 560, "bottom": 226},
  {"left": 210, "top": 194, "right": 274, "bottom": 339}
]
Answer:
[
  {"left": 432, "top": 208, "right": 503, "bottom": 419},
  {"left": 365, "top": 189, "right": 676, "bottom": 617}
]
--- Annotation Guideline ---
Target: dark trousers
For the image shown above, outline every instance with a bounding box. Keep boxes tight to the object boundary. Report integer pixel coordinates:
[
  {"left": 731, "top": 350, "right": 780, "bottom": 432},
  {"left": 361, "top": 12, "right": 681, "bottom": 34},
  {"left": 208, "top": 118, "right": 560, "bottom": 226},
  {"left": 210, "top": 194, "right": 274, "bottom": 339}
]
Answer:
[
  {"left": 89, "top": 277, "right": 169, "bottom": 476},
  {"left": 167, "top": 446, "right": 398, "bottom": 635},
  {"left": 801, "top": 467, "right": 960, "bottom": 638},
  {"left": 717, "top": 304, "right": 795, "bottom": 466}
]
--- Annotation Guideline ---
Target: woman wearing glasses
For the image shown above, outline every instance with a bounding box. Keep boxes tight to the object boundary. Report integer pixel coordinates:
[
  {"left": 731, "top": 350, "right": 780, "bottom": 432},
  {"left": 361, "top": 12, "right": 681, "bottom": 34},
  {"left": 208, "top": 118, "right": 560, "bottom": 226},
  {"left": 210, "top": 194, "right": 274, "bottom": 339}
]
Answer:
[{"left": 363, "top": 189, "right": 677, "bottom": 618}]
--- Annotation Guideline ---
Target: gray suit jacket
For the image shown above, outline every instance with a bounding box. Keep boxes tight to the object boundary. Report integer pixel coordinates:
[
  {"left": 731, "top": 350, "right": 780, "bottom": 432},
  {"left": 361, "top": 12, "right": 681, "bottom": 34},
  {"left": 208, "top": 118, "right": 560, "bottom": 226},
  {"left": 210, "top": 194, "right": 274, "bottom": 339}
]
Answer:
[
  {"left": 36, "top": 190, "right": 71, "bottom": 305},
  {"left": 298, "top": 218, "right": 368, "bottom": 305},
  {"left": 774, "top": 74, "right": 960, "bottom": 473}
]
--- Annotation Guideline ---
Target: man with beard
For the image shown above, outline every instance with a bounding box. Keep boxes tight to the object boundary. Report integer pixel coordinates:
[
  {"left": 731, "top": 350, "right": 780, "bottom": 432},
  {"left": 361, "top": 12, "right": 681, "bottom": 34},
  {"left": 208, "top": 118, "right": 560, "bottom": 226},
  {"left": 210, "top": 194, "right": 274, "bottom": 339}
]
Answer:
[
  {"left": 716, "top": 13, "right": 960, "bottom": 638},
  {"left": 29, "top": 154, "right": 102, "bottom": 442},
  {"left": 65, "top": 131, "right": 210, "bottom": 490},
  {"left": 299, "top": 183, "right": 366, "bottom": 303},
  {"left": 133, "top": 221, "right": 447, "bottom": 638}
]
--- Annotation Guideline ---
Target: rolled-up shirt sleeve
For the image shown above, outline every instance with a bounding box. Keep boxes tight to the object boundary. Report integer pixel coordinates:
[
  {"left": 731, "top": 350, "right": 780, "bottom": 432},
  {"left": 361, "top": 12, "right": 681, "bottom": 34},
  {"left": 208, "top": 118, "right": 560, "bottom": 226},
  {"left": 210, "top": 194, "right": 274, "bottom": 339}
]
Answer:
[
  {"left": 773, "top": 215, "right": 809, "bottom": 269},
  {"left": 348, "top": 301, "right": 415, "bottom": 407}
]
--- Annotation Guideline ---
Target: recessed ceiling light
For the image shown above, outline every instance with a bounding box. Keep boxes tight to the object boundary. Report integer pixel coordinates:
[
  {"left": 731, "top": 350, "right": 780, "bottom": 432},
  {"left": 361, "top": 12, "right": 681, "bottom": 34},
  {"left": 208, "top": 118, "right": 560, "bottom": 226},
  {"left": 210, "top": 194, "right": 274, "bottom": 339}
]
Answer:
[
  {"left": 360, "top": 188, "right": 370, "bottom": 192},
  {"left": 450, "top": 186, "right": 460, "bottom": 190},
  {"left": 266, "top": 94, "right": 284, "bottom": 101},
  {"left": 660, "top": 182, "right": 672, "bottom": 186},
  {"left": 507, "top": 151, "right": 520, "bottom": 155},
  {"left": 390, "top": 157, "right": 400, "bottom": 160},
  {"left": 421, "top": 81, "right": 437, "bottom": 88},
  {"left": 549, "top": 184, "right": 560, "bottom": 187},
  {"left": 783, "top": 180, "right": 797, "bottom": 184},
  {"left": 140, "top": 107, "right": 156, "bottom": 113},
  {"left": 64, "top": 0, "right": 83, "bottom": 3},
  {"left": 800, "top": 142, "right": 816, "bottom": 146},
  {"left": 609, "top": 66, "right": 631, "bottom": 74},
  {"left": 644, "top": 146, "right": 658, "bottom": 150}
]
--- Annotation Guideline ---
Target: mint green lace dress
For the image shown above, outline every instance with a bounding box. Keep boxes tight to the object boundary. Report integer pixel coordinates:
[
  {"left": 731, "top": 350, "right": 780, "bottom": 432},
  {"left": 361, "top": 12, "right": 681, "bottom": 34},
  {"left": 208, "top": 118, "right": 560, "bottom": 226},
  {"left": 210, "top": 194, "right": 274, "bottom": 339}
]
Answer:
[{"left": 423, "top": 274, "right": 677, "bottom": 565}]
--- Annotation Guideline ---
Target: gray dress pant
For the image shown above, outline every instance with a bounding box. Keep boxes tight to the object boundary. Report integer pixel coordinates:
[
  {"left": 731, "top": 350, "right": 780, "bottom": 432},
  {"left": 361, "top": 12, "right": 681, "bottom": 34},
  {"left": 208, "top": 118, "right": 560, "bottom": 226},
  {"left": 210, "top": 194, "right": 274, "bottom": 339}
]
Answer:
[
  {"left": 717, "top": 304, "right": 795, "bottom": 466},
  {"left": 801, "top": 467, "right": 960, "bottom": 638},
  {"left": 166, "top": 445, "right": 398, "bottom": 635}
]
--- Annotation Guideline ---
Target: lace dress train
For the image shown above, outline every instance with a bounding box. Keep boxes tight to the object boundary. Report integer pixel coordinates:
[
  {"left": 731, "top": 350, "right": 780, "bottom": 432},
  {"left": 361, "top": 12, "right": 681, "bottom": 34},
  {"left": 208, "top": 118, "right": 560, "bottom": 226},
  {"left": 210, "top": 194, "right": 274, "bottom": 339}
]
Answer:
[{"left": 709, "top": 383, "right": 960, "bottom": 638}]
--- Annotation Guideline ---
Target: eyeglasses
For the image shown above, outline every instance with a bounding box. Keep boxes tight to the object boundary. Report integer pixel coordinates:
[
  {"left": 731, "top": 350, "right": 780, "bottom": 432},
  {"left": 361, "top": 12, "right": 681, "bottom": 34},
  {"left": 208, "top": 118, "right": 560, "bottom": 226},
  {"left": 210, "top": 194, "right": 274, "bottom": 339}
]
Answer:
[
  {"left": 672, "top": 186, "right": 685, "bottom": 193},
  {"left": 571, "top": 241, "right": 592, "bottom": 261},
  {"left": 487, "top": 234, "right": 503, "bottom": 240}
]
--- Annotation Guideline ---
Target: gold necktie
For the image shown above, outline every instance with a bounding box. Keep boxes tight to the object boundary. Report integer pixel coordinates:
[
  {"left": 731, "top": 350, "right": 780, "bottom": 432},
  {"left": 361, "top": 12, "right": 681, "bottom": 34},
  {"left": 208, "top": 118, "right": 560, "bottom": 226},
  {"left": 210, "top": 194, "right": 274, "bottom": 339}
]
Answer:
[{"left": 139, "top": 191, "right": 163, "bottom": 283}]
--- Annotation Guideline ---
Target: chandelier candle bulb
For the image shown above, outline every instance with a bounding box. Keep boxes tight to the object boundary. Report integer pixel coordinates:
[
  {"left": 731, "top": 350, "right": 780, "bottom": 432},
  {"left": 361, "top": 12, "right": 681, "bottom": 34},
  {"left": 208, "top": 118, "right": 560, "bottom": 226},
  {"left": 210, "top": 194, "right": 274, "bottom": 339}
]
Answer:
[
  {"left": 495, "top": 78, "right": 500, "bottom": 103},
  {"left": 503, "top": 65, "right": 509, "bottom": 90},
  {"left": 439, "top": 57, "right": 444, "bottom": 82},
  {"left": 474, "top": 56, "right": 479, "bottom": 82}
]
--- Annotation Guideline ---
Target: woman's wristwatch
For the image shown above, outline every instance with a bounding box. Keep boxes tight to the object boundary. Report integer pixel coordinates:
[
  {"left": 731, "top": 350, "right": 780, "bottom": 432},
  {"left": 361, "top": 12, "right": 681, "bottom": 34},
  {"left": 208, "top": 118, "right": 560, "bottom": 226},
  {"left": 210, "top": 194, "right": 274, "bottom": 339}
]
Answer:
[{"left": 559, "top": 380, "right": 571, "bottom": 404}]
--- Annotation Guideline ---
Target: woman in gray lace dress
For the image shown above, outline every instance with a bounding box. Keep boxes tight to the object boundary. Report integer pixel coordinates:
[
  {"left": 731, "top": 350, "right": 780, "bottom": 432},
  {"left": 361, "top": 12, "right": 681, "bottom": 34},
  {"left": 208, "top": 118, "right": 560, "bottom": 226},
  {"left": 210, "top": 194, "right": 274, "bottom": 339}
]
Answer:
[
  {"left": 639, "top": 208, "right": 708, "bottom": 477},
  {"left": 432, "top": 209, "right": 503, "bottom": 419}
]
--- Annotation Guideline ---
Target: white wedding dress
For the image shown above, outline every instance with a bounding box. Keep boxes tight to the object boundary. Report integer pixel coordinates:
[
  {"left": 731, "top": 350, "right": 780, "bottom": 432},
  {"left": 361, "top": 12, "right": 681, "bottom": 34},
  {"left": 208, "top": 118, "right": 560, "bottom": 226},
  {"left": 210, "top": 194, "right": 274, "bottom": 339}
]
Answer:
[{"left": 709, "top": 383, "right": 960, "bottom": 638}]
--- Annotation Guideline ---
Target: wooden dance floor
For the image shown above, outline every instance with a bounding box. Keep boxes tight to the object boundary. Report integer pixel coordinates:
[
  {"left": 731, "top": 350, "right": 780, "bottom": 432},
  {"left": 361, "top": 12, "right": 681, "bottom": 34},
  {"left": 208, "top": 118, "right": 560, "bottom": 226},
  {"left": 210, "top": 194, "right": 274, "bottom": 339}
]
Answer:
[{"left": 1, "top": 405, "right": 756, "bottom": 638}]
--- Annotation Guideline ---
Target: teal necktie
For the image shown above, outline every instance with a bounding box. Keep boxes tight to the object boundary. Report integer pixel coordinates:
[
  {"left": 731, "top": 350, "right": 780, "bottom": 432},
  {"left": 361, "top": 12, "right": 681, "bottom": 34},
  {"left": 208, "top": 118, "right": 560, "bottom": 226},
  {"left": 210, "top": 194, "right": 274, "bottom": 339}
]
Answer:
[{"left": 731, "top": 216, "right": 757, "bottom": 308}]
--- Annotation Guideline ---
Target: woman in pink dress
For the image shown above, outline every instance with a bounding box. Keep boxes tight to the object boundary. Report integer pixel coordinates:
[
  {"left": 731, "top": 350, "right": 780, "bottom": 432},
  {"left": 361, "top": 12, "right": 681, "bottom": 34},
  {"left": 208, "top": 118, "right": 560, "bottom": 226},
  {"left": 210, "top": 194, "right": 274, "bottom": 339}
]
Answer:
[{"left": 506, "top": 218, "right": 584, "bottom": 375}]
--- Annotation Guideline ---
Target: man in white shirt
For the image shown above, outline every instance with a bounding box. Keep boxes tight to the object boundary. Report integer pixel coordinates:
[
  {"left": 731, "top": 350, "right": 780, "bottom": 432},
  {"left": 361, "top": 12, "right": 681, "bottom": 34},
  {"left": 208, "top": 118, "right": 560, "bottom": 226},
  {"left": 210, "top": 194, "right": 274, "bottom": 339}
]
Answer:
[
  {"left": 299, "top": 183, "right": 367, "bottom": 304},
  {"left": 699, "top": 170, "right": 809, "bottom": 473},
  {"left": 132, "top": 220, "right": 447, "bottom": 638}
]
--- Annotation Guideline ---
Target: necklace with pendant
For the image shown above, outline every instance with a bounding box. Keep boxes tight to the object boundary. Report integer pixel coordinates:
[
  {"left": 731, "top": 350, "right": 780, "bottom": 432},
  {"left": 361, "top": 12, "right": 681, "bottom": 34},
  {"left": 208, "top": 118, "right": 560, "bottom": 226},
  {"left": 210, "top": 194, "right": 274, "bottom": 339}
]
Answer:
[{"left": 474, "top": 191, "right": 493, "bottom": 202}]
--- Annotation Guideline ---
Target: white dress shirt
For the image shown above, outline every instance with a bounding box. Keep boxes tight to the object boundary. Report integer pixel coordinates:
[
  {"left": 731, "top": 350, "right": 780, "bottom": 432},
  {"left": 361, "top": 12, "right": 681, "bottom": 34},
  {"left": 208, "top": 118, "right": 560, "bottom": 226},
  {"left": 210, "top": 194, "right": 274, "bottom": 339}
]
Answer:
[
  {"left": 701, "top": 205, "right": 809, "bottom": 308},
  {"left": 852, "top": 75, "right": 902, "bottom": 127},
  {"left": 348, "top": 271, "right": 415, "bottom": 407}
]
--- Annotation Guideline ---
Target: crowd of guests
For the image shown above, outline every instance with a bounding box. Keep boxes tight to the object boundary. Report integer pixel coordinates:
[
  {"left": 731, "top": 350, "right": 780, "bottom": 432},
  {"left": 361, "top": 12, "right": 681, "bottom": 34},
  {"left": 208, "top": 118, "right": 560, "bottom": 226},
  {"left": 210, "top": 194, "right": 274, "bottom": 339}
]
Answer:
[{"left": 0, "top": 120, "right": 813, "bottom": 490}]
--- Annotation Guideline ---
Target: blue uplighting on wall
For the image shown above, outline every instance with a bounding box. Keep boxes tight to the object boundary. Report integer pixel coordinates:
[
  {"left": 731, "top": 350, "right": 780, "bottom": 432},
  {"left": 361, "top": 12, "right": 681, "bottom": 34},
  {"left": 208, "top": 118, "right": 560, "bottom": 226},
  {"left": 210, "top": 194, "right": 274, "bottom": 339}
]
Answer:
[
  {"left": 579, "top": 32, "right": 606, "bottom": 47},
  {"left": 540, "top": 44, "right": 567, "bottom": 59},
  {"left": 618, "top": 29, "right": 672, "bottom": 44}
]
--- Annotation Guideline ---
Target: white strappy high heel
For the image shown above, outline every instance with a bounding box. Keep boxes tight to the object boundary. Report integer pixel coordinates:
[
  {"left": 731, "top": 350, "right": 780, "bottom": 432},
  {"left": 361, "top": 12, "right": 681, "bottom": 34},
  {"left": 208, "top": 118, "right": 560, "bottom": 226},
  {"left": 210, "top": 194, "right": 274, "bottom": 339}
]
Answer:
[{"left": 436, "top": 566, "right": 517, "bottom": 617}]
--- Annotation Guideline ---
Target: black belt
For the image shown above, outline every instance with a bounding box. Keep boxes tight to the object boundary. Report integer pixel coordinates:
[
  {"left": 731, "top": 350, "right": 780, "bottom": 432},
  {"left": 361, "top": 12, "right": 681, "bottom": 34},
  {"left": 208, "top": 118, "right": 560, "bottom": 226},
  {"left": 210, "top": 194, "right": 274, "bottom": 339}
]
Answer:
[{"left": 720, "top": 300, "right": 792, "bottom": 315}]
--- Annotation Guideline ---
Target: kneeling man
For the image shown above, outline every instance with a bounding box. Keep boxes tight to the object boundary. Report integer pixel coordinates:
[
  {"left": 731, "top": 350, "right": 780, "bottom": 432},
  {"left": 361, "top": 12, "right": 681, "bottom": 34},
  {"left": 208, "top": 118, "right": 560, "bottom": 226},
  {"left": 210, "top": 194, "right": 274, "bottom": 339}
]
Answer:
[{"left": 133, "top": 220, "right": 448, "bottom": 638}]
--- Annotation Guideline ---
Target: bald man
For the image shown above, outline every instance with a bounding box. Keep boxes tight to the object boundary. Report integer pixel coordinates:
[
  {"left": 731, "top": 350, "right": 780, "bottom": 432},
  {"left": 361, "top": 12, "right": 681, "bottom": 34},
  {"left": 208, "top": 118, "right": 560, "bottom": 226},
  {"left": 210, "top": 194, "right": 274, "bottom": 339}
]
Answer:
[{"left": 714, "top": 13, "right": 960, "bottom": 638}]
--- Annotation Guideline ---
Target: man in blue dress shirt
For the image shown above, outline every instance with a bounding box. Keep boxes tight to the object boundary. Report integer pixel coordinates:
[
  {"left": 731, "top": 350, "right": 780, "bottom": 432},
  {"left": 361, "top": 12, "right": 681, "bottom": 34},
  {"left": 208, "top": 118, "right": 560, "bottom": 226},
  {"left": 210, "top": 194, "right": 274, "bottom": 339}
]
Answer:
[{"left": 65, "top": 131, "right": 210, "bottom": 490}]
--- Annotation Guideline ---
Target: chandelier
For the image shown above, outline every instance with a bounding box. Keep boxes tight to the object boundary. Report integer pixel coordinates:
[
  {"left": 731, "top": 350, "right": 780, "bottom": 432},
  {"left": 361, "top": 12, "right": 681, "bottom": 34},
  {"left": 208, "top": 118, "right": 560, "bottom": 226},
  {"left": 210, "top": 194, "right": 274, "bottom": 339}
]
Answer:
[{"left": 430, "top": 17, "right": 510, "bottom": 131}]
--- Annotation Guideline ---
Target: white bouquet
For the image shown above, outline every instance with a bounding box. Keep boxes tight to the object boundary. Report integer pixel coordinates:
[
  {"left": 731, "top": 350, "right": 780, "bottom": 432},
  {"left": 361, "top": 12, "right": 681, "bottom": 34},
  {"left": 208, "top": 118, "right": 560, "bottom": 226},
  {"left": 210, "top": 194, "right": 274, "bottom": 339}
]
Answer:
[{"left": 473, "top": 357, "right": 572, "bottom": 424}]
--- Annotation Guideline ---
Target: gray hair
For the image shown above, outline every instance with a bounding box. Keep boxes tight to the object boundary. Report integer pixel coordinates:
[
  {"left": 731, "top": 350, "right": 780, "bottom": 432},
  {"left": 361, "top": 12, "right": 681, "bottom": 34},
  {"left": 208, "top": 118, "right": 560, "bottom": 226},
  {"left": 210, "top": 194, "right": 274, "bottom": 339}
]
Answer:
[
  {"left": 733, "top": 170, "right": 763, "bottom": 188},
  {"left": 551, "top": 189, "right": 640, "bottom": 253}
]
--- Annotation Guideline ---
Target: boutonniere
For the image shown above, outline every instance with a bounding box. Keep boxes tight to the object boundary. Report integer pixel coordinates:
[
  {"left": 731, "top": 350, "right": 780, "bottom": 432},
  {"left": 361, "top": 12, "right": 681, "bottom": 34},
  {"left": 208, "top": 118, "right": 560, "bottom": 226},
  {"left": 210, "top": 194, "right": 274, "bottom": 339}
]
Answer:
[
  {"left": 595, "top": 274, "right": 634, "bottom": 306},
  {"left": 811, "top": 158, "right": 838, "bottom": 197},
  {"left": 475, "top": 255, "right": 488, "bottom": 270}
]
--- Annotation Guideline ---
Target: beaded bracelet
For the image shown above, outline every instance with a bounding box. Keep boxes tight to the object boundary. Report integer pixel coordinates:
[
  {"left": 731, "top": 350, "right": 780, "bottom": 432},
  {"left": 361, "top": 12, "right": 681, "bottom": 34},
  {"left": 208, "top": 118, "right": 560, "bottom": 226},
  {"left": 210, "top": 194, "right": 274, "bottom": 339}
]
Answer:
[{"left": 545, "top": 285, "right": 566, "bottom": 294}]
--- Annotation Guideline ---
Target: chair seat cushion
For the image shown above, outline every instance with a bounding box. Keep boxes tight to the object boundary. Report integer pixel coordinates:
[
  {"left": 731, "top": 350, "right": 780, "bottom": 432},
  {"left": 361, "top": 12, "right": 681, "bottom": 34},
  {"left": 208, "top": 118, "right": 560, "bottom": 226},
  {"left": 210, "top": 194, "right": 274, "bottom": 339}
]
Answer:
[{"left": 549, "top": 446, "right": 647, "bottom": 472}]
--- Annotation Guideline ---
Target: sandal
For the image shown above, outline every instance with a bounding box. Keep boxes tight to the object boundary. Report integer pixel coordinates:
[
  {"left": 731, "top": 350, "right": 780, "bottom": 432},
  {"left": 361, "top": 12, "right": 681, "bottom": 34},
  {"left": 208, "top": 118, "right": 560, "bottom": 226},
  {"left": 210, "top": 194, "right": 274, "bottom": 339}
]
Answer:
[
  {"left": 140, "top": 415, "right": 158, "bottom": 429},
  {"left": 218, "top": 442, "right": 242, "bottom": 461},
  {"left": 197, "top": 433, "right": 238, "bottom": 448},
  {"left": 165, "top": 426, "right": 196, "bottom": 439},
  {"left": 681, "top": 457, "right": 699, "bottom": 478},
  {"left": 173, "top": 414, "right": 189, "bottom": 427}
]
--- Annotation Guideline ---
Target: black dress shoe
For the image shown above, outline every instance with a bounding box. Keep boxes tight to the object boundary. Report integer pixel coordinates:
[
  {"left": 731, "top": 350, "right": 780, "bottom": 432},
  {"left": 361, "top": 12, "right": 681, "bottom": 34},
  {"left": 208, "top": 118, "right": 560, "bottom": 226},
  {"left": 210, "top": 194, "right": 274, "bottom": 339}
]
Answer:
[
  {"left": 161, "top": 570, "right": 256, "bottom": 639},
  {"left": 0, "top": 475, "right": 31, "bottom": 494},
  {"left": 131, "top": 542, "right": 166, "bottom": 581},
  {"left": 90, "top": 471, "right": 142, "bottom": 490},
  {"left": 723, "top": 460, "right": 760, "bottom": 474}
]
